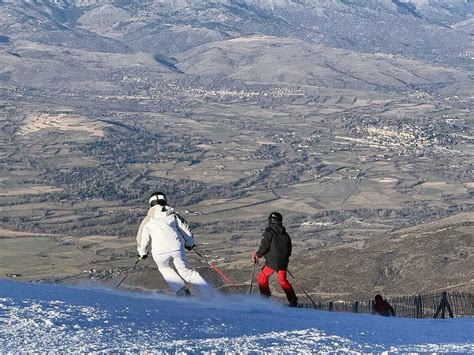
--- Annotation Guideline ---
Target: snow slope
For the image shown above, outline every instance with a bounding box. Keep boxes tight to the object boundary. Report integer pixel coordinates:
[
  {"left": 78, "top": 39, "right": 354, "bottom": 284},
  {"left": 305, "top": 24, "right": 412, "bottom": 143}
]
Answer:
[{"left": 1, "top": 280, "right": 473, "bottom": 353}]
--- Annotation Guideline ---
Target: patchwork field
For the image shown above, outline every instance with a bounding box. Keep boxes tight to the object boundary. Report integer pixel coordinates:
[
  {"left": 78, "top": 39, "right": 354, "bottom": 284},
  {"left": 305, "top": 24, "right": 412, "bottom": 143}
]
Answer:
[
  {"left": 1, "top": 83, "right": 472, "bottom": 300},
  {"left": 21, "top": 113, "right": 106, "bottom": 137},
  {"left": 1, "top": 0, "right": 473, "bottom": 300}
]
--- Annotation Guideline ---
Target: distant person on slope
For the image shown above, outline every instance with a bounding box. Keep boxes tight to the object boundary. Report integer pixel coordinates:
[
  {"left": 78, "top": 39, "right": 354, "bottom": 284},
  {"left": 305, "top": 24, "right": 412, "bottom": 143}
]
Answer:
[
  {"left": 372, "top": 294, "right": 396, "bottom": 317},
  {"left": 136, "top": 191, "right": 212, "bottom": 297},
  {"left": 252, "top": 212, "right": 298, "bottom": 307}
]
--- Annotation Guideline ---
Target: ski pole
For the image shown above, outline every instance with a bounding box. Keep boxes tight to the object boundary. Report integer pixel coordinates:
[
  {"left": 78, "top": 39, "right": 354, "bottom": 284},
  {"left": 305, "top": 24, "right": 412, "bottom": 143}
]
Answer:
[
  {"left": 287, "top": 269, "right": 317, "bottom": 307},
  {"left": 248, "top": 261, "right": 257, "bottom": 295},
  {"left": 115, "top": 257, "right": 141, "bottom": 289},
  {"left": 193, "top": 249, "right": 241, "bottom": 292}
]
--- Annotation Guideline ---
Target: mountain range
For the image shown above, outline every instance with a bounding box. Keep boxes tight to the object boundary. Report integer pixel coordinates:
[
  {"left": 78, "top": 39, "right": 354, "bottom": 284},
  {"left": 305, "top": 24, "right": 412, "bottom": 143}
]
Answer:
[{"left": 1, "top": 0, "right": 472, "bottom": 96}]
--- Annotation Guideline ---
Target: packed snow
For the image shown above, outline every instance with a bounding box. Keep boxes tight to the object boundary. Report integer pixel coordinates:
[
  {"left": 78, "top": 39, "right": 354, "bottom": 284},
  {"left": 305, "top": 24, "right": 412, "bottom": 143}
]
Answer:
[{"left": 1, "top": 280, "right": 473, "bottom": 353}]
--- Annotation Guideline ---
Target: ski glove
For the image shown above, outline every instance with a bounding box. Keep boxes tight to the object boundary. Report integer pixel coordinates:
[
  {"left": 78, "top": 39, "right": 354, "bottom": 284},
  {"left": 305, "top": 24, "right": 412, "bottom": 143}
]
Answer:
[
  {"left": 185, "top": 244, "right": 195, "bottom": 251},
  {"left": 139, "top": 254, "right": 148, "bottom": 260},
  {"left": 252, "top": 252, "right": 259, "bottom": 264}
]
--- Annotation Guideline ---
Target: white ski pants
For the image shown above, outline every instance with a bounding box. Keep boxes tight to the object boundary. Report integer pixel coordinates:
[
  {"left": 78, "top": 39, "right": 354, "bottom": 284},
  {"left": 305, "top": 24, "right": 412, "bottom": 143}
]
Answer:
[{"left": 152, "top": 249, "right": 211, "bottom": 297}]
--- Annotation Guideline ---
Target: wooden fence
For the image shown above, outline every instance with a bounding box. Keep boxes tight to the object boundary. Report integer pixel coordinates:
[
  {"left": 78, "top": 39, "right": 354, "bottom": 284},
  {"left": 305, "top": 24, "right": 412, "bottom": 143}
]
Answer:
[{"left": 298, "top": 292, "right": 474, "bottom": 318}]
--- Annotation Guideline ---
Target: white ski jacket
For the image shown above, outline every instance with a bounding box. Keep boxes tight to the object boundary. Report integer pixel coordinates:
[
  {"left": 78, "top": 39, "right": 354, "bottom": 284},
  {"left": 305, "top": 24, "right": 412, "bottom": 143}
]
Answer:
[{"left": 137, "top": 205, "right": 194, "bottom": 256}]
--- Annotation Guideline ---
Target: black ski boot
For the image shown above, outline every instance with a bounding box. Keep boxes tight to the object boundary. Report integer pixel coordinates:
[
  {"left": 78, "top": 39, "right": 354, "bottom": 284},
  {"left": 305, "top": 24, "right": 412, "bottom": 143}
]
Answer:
[
  {"left": 288, "top": 297, "right": 298, "bottom": 308},
  {"left": 176, "top": 286, "right": 192, "bottom": 297}
]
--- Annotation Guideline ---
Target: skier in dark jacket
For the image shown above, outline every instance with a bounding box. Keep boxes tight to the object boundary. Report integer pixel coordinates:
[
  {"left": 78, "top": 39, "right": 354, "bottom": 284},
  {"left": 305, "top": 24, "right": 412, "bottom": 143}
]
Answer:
[
  {"left": 372, "top": 294, "right": 396, "bottom": 317},
  {"left": 252, "top": 212, "right": 298, "bottom": 307}
]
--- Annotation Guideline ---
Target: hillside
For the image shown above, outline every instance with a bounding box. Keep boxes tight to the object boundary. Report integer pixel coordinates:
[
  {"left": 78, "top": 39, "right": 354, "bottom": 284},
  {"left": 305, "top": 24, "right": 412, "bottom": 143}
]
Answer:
[
  {"left": 177, "top": 34, "right": 470, "bottom": 93},
  {"left": 0, "top": 0, "right": 473, "bottom": 302},
  {"left": 293, "top": 213, "right": 474, "bottom": 300},
  {"left": 1, "top": 213, "right": 472, "bottom": 302},
  {"left": 1, "top": 0, "right": 472, "bottom": 66},
  {"left": 1, "top": 280, "right": 473, "bottom": 352}
]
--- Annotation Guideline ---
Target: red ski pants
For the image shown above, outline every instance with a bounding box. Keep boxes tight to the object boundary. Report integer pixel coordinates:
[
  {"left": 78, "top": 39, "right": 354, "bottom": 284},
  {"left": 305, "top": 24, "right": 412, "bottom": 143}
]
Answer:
[{"left": 258, "top": 265, "right": 298, "bottom": 304}]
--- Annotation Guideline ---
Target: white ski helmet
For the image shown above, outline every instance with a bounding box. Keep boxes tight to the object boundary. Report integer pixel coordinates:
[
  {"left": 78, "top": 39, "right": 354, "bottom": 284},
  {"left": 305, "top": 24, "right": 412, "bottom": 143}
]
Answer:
[{"left": 149, "top": 191, "right": 167, "bottom": 207}]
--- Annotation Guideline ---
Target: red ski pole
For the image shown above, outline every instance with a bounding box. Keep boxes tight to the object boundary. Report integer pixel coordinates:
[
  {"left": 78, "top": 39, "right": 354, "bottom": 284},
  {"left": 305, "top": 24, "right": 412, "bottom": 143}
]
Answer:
[{"left": 193, "top": 249, "right": 241, "bottom": 292}]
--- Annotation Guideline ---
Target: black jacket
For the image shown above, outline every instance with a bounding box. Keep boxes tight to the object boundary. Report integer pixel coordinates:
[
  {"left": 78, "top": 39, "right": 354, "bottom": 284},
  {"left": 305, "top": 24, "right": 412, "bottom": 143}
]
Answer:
[
  {"left": 256, "top": 222, "right": 292, "bottom": 271},
  {"left": 372, "top": 299, "right": 396, "bottom": 317}
]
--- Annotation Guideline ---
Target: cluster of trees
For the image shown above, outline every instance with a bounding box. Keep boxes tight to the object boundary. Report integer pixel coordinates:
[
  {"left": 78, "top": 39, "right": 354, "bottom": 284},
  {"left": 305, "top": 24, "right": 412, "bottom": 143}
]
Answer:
[
  {"left": 78, "top": 130, "right": 201, "bottom": 165},
  {"left": 285, "top": 203, "right": 473, "bottom": 231},
  {"left": 253, "top": 144, "right": 284, "bottom": 160},
  {"left": 0, "top": 209, "right": 142, "bottom": 237}
]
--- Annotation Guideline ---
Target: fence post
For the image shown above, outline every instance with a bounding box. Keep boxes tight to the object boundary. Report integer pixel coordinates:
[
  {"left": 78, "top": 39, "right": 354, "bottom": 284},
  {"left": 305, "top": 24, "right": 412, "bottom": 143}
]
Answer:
[
  {"left": 434, "top": 292, "right": 445, "bottom": 318},
  {"left": 415, "top": 294, "right": 422, "bottom": 318},
  {"left": 446, "top": 293, "right": 454, "bottom": 318},
  {"left": 414, "top": 296, "right": 418, "bottom": 318},
  {"left": 434, "top": 292, "right": 454, "bottom": 319},
  {"left": 419, "top": 294, "right": 424, "bottom": 318}
]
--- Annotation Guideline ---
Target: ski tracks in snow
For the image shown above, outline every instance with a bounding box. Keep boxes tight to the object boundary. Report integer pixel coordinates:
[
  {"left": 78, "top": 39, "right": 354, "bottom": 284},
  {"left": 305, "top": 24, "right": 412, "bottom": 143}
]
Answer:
[{"left": 0, "top": 280, "right": 473, "bottom": 353}]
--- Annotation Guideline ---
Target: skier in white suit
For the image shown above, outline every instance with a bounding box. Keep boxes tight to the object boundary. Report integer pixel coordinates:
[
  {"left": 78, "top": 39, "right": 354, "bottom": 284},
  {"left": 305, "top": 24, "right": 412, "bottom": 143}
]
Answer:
[{"left": 137, "top": 192, "right": 212, "bottom": 297}]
